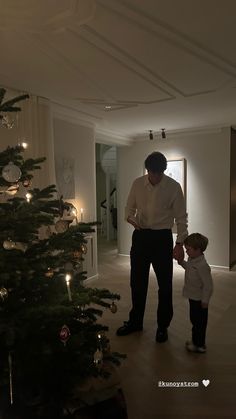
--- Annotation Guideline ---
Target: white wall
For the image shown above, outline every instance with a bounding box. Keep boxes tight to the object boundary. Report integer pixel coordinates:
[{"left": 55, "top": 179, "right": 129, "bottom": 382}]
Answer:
[
  {"left": 53, "top": 117, "right": 98, "bottom": 278},
  {"left": 117, "top": 128, "right": 231, "bottom": 268},
  {"left": 0, "top": 96, "right": 56, "bottom": 189}
]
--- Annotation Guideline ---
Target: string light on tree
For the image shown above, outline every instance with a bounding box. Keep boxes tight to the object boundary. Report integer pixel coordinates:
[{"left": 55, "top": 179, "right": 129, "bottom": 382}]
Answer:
[
  {"left": 26, "top": 192, "right": 32, "bottom": 202},
  {"left": 65, "top": 273, "right": 72, "bottom": 301},
  {"left": 18, "top": 141, "right": 28, "bottom": 149},
  {"left": 80, "top": 208, "right": 84, "bottom": 222}
]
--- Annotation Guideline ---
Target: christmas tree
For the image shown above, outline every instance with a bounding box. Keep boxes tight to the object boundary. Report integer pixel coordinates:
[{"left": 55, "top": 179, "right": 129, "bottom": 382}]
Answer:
[{"left": 0, "top": 89, "right": 125, "bottom": 418}]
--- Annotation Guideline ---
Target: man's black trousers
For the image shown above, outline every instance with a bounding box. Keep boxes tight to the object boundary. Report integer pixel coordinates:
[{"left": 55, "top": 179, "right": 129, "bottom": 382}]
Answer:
[{"left": 129, "top": 228, "right": 173, "bottom": 330}]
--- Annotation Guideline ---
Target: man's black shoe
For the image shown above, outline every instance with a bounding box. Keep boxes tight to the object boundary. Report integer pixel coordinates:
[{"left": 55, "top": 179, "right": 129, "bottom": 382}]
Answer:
[
  {"left": 156, "top": 328, "right": 168, "bottom": 343},
  {"left": 116, "top": 321, "right": 143, "bottom": 336}
]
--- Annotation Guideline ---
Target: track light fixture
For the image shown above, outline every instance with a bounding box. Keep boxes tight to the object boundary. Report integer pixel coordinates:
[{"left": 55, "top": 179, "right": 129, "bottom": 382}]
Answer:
[
  {"left": 149, "top": 130, "right": 153, "bottom": 140},
  {"left": 147, "top": 129, "right": 166, "bottom": 140},
  {"left": 161, "top": 128, "right": 166, "bottom": 139}
]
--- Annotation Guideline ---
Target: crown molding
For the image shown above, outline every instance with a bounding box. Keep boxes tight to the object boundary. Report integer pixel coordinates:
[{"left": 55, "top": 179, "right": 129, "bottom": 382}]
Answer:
[
  {"left": 52, "top": 101, "right": 132, "bottom": 145},
  {"left": 51, "top": 101, "right": 99, "bottom": 129},
  {"left": 95, "top": 128, "right": 132, "bottom": 146},
  {"left": 164, "top": 125, "right": 229, "bottom": 137}
]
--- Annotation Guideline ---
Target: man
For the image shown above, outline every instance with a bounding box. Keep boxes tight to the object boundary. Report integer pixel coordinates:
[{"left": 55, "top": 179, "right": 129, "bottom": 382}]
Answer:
[{"left": 116, "top": 152, "right": 188, "bottom": 342}]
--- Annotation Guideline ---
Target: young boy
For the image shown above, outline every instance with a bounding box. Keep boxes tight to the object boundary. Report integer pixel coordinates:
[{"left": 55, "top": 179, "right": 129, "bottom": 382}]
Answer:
[{"left": 177, "top": 233, "right": 213, "bottom": 353}]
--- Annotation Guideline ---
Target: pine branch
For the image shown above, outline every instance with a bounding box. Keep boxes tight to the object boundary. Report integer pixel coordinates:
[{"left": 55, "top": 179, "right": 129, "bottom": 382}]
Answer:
[
  {"left": 0, "top": 88, "right": 6, "bottom": 105},
  {"left": 0, "top": 93, "right": 29, "bottom": 114}
]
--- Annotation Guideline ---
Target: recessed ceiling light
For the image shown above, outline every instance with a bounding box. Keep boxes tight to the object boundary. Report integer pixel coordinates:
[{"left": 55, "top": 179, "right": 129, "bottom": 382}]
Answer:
[{"left": 105, "top": 105, "right": 112, "bottom": 110}]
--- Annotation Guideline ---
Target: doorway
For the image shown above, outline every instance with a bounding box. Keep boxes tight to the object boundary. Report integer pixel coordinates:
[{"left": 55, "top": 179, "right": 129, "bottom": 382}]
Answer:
[{"left": 95, "top": 143, "right": 117, "bottom": 246}]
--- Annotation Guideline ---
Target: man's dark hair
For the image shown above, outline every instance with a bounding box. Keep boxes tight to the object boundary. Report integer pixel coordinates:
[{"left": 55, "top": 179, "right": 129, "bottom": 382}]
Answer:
[{"left": 144, "top": 152, "right": 167, "bottom": 173}]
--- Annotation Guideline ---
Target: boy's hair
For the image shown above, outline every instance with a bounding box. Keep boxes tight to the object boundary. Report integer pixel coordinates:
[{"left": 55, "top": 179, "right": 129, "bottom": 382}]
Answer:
[
  {"left": 184, "top": 233, "right": 209, "bottom": 252},
  {"left": 144, "top": 152, "right": 167, "bottom": 173}
]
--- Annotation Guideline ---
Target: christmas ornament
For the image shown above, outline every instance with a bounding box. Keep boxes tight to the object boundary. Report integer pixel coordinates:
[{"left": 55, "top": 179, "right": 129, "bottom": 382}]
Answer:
[
  {"left": 6, "top": 184, "right": 19, "bottom": 195},
  {"left": 0, "top": 287, "right": 8, "bottom": 300},
  {"left": 93, "top": 349, "right": 103, "bottom": 365},
  {"left": 64, "top": 262, "right": 73, "bottom": 271},
  {"left": 59, "top": 325, "right": 71, "bottom": 346},
  {"left": 45, "top": 268, "right": 54, "bottom": 278},
  {"left": 110, "top": 301, "right": 118, "bottom": 314},
  {"left": 22, "top": 178, "right": 31, "bottom": 187},
  {"left": 14, "top": 242, "right": 27, "bottom": 252},
  {"left": 2, "top": 162, "right": 22, "bottom": 183},
  {"left": 55, "top": 219, "right": 70, "bottom": 233},
  {"left": 81, "top": 244, "right": 87, "bottom": 254},
  {"left": 3, "top": 239, "right": 15, "bottom": 250},
  {"left": 73, "top": 250, "right": 82, "bottom": 259},
  {"left": 63, "top": 203, "right": 77, "bottom": 220}
]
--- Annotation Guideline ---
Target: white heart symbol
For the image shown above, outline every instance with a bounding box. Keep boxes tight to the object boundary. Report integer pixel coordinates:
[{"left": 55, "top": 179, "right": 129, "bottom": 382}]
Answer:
[{"left": 202, "top": 379, "right": 210, "bottom": 387}]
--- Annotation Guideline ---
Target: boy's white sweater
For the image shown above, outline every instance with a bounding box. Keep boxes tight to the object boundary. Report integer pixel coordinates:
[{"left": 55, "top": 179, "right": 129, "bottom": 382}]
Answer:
[{"left": 180, "top": 254, "right": 213, "bottom": 304}]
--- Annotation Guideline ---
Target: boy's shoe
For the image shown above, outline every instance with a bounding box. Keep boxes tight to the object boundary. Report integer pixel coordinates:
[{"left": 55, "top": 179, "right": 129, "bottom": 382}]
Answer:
[
  {"left": 196, "top": 346, "right": 206, "bottom": 353},
  {"left": 185, "top": 341, "right": 206, "bottom": 353},
  {"left": 156, "top": 328, "right": 168, "bottom": 343},
  {"left": 116, "top": 321, "right": 143, "bottom": 336}
]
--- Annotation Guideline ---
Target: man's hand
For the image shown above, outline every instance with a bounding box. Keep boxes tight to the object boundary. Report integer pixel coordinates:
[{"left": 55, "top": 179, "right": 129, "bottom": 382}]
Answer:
[
  {"left": 127, "top": 216, "right": 140, "bottom": 230},
  {"left": 173, "top": 243, "right": 184, "bottom": 261},
  {"left": 201, "top": 302, "right": 208, "bottom": 309}
]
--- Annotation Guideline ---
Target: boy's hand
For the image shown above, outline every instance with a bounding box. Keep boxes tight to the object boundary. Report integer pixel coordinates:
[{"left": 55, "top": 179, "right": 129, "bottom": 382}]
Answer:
[
  {"left": 173, "top": 243, "right": 184, "bottom": 261},
  {"left": 201, "top": 302, "right": 208, "bottom": 308}
]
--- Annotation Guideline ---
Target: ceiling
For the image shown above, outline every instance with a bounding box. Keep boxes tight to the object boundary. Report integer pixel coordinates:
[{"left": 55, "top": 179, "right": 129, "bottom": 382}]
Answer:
[{"left": 1, "top": 0, "right": 236, "bottom": 143}]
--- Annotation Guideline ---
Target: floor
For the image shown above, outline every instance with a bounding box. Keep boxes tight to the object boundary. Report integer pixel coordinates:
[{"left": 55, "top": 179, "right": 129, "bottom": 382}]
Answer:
[{"left": 92, "top": 238, "right": 236, "bottom": 419}]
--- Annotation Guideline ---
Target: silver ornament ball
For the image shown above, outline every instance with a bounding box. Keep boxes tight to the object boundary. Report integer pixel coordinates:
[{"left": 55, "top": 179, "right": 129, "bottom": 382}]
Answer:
[{"left": 2, "top": 162, "right": 22, "bottom": 183}]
